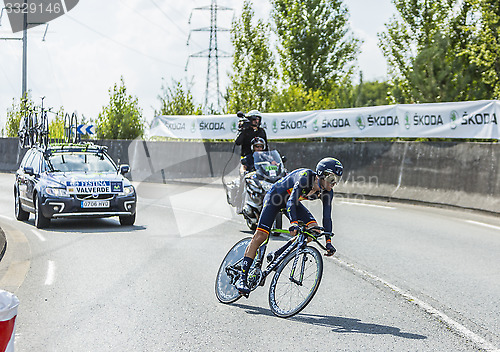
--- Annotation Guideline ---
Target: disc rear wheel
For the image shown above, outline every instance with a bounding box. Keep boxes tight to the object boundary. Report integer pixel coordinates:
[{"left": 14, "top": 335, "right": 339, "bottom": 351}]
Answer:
[{"left": 215, "top": 237, "right": 252, "bottom": 304}]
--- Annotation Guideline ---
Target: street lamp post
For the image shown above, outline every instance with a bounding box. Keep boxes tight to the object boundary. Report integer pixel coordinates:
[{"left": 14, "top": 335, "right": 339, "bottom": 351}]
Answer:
[{"left": 22, "top": 0, "right": 27, "bottom": 98}]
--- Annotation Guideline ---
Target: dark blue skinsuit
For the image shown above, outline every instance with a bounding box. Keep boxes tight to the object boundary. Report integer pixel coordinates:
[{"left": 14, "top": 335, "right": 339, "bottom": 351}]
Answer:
[{"left": 256, "top": 168, "right": 333, "bottom": 240}]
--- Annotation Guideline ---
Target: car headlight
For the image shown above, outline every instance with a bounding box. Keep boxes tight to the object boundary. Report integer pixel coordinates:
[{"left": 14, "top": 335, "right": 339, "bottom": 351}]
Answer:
[
  {"left": 123, "top": 185, "right": 135, "bottom": 196},
  {"left": 45, "top": 187, "right": 70, "bottom": 198}
]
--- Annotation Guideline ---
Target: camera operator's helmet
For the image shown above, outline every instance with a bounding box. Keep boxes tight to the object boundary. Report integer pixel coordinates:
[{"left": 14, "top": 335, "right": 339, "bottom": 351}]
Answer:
[
  {"left": 247, "top": 110, "right": 262, "bottom": 126},
  {"left": 251, "top": 137, "right": 266, "bottom": 152},
  {"left": 316, "top": 157, "right": 343, "bottom": 185}
]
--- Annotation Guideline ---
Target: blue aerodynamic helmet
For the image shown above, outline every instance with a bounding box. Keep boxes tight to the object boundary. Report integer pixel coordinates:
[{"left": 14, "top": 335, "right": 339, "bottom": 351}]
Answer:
[{"left": 316, "top": 157, "right": 343, "bottom": 185}]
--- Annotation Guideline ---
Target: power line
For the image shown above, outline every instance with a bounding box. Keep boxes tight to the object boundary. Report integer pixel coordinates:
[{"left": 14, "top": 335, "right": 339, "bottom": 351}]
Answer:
[
  {"left": 149, "top": 0, "right": 189, "bottom": 37},
  {"left": 43, "top": 44, "right": 63, "bottom": 103},
  {"left": 117, "top": 0, "right": 173, "bottom": 37},
  {"left": 149, "top": 0, "right": 204, "bottom": 49},
  {"left": 65, "top": 14, "right": 184, "bottom": 67}
]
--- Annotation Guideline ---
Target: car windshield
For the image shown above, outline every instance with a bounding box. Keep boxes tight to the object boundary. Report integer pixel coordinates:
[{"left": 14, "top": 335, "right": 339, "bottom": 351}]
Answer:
[{"left": 48, "top": 153, "right": 116, "bottom": 173}]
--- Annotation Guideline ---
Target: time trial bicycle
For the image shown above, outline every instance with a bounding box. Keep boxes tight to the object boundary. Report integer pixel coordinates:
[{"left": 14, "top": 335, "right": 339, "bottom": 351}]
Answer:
[{"left": 215, "top": 221, "right": 330, "bottom": 318}]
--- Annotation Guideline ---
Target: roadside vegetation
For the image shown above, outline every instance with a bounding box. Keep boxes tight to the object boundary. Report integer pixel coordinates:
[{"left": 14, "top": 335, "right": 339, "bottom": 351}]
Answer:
[{"left": 2, "top": 0, "right": 498, "bottom": 141}]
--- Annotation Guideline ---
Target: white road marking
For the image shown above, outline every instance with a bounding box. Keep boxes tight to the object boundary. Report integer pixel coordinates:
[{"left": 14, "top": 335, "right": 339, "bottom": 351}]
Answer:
[
  {"left": 32, "top": 229, "right": 47, "bottom": 242},
  {"left": 45, "top": 261, "right": 55, "bottom": 286},
  {"left": 332, "top": 256, "right": 500, "bottom": 352},
  {"left": 465, "top": 220, "right": 500, "bottom": 232},
  {"left": 283, "top": 230, "right": 498, "bottom": 350},
  {"left": 340, "top": 201, "right": 396, "bottom": 210}
]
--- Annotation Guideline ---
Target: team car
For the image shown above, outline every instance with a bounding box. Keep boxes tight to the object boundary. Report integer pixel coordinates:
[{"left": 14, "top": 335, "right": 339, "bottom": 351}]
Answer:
[{"left": 14, "top": 144, "right": 137, "bottom": 228}]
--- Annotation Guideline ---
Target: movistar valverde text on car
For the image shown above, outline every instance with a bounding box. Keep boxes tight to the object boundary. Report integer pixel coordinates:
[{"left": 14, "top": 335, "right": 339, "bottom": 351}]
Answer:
[{"left": 66, "top": 180, "right": 124, "bottom": 194}]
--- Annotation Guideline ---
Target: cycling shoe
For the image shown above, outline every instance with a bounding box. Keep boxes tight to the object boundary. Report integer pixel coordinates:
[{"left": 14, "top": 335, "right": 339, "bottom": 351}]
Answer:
[{"left": 235, "top": 277, "right": 250, "bottom": 295}]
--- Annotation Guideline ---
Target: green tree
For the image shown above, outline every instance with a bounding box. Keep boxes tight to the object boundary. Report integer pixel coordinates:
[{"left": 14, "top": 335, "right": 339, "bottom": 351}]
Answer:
[
  {"left": 407, "top": 32, "right": 459, "bottom": 102},
  {"left": 378, "top": 0, "right": 497, "bottom": 103},
  {"left": 96, "top": 77, "right": 145, "bottom": 139},
  {"left": 268, "top": 84, "right": 330, "bottom": 112},
  {"left": 226, "top": 0, "right": 277, "bottom": 113},
  {"left": 155, "top": 79, "right": 202, "bottom": 116},
  {"left": 48, "top": 108, "right": 65, "bottom": 140},
  {"left": 353, "top": 74, "right": 390, "bottom": 107},
  {"left": 461, "top": 0, "right": 500, "bottom": 99},
  {"left": 5, "top": 95, "right": 34, "bottom": 137},
  {"left": 268, "top": 77, "right": 358, "bottom": 112},
  {"left": 378, "top": 0, "right": 457, "bottom": 103},
  {"left": 271, "top": 0, "right": 360, "bottom": 91}
]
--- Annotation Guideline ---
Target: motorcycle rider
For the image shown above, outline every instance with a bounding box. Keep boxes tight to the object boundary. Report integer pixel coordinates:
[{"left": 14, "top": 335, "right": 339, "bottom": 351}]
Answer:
[
  {"left": 235, "top": 157, "right": 343, "bottom": 295},
  {"left": 240, "top": 137, "right": 266, "bottom": 173},
  {"left": 234, "top": 110, "right": 268, "bottom": 213}
]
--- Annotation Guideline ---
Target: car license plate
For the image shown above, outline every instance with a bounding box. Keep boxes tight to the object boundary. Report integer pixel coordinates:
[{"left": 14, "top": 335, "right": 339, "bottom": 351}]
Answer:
[{"left": 81, "top": 200, "right": 110, "bottom": 208}]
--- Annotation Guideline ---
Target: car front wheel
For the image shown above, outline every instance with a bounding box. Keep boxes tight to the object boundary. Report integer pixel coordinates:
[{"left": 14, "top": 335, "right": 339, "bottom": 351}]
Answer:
[
  {"left": 34, "top": 194, "right": 50, "bottom": 229},
  {"left": 119, "top": 213, "right": 136, "bottom": 226},
  {"left": 14, "top": 188, "right": 30, "bottom": 221}
]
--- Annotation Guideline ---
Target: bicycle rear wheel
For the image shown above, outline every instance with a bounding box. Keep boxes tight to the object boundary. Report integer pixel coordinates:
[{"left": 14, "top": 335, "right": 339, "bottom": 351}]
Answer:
[
  {"left": 215, "top": 237, "right": 251, "bottom": 304},
  {"left": 268, "top": 246, "right": 323, "bottom": 318},
  {"left": 41, "top": 112, "right": 49, "bottom": 147}
]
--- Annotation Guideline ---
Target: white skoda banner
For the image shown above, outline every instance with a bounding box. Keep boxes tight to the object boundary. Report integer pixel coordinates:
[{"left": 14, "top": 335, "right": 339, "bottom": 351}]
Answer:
[{"left": 149, "top": 100, "right": 499, "bottom": 140}]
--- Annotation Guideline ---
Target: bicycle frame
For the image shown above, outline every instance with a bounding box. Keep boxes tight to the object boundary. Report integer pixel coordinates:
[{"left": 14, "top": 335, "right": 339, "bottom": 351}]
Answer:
[
  {"left": 18, "top": 97, "right": 53, "bottom": 149},
  {"left": 226, "top": 223, "right": 328, "bottom": 291}
]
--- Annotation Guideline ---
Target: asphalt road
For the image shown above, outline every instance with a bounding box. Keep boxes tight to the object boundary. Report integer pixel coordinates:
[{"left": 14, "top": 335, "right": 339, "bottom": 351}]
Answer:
[{"left": 0, "top": 172, "right": 499, "bottom": 351}]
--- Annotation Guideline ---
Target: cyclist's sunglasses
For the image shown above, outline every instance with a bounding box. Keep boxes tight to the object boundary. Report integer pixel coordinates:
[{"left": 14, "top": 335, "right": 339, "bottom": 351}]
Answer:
[{"left": 323, "top": 172, "right": 341, "bottom": 186}]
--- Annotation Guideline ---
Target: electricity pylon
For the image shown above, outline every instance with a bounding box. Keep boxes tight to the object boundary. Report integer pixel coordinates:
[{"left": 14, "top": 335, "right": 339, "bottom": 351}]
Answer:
[{"left": 186, "top": 0, "right": 232, "bottom": 112}]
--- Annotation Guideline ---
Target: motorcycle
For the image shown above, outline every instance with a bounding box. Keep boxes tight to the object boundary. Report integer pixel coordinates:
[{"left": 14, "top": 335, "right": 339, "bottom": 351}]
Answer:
[{"left": 240, "top": 150, "right": 287, "bottom": 231}]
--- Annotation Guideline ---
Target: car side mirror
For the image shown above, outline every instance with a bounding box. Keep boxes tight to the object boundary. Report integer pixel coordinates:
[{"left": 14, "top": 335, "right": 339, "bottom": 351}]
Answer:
[
  {"left": 24, "top": 166, "right": 34, "bottom": 176},
  {"left": 119, "top": 164, "right": 130, "bottom": 175},
  {"left": 281, "top": 155, "right": 287, "bottom": 163}
]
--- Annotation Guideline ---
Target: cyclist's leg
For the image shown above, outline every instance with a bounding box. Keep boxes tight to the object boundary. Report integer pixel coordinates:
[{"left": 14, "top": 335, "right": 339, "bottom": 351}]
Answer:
[
  {"left": 269, "top": 204, "right": 317, "bottom": 260},
  {"left": 295, "top": 204, "right": 318, "bottom": 242},
  {"left": 242, "top": 204, "right": 279, "bottom": 260},
  {"left": 236, "top": 195, "right": 280, "bottom": 293},
  {"left": 295, "top": 203, "right": 316, "bottom": 226}
]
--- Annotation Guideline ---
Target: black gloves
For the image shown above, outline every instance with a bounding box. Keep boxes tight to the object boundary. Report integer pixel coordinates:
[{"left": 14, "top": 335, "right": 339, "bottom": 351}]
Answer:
[{"left": 325, "top": 242, "right": 336, "bottom": 256}]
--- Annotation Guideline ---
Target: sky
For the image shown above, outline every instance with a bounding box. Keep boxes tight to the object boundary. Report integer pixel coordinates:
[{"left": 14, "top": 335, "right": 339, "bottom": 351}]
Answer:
[{"left": 0, "top": 0, "right": 396, "bottom": 131}]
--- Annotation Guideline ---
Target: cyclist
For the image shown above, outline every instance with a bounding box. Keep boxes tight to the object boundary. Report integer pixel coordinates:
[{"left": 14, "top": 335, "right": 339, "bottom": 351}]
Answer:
[
  {"left": 235, "top": 157, "right": 343, "bottom": 295},
  {"left": 235, "top": 110, "right": 268, "bottom": 158},
  {"left": 240, "top": 137, "right": 266, "bottom": 173}
]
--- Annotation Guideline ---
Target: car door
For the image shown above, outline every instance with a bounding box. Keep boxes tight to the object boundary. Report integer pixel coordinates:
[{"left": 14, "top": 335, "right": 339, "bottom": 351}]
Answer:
[
  {"left": 18, "top": 149, "right": 35, "bottom": 207},
  {"left": 26, "top": 151, "right": 42, "bottom": 208}
]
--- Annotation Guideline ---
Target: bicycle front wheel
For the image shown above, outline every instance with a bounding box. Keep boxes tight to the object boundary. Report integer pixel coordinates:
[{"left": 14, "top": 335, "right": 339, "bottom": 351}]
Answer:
[
  {"left": 215, "top": 237, "right": 251, "bottom": 304},
  {"left": 268, "top": 246, "right": 323, "bottom": 318}
]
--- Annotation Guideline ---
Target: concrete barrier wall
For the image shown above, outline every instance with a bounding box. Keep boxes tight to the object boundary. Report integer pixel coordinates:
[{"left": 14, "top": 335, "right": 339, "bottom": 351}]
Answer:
[{"left": 0, "top": 138, "right": 498, "bottom": 213}]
